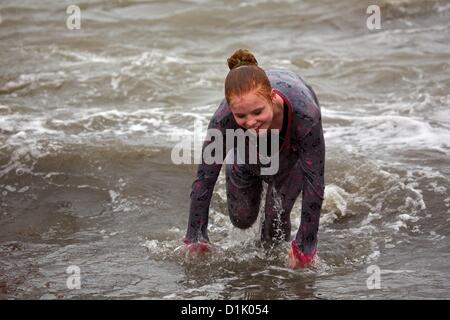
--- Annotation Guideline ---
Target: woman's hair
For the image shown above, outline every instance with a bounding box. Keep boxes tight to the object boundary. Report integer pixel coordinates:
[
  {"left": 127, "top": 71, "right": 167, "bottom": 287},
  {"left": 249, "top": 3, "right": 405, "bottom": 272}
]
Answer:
[{"left": 225, "top": 49, "right": 272, "bottom": 105}]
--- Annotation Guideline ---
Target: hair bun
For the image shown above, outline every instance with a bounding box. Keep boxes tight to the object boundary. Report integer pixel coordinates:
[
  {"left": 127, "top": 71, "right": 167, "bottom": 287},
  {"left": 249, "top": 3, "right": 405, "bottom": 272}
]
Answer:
[{"left": 227, "top": 49, "right": 258, "bottom": 70}]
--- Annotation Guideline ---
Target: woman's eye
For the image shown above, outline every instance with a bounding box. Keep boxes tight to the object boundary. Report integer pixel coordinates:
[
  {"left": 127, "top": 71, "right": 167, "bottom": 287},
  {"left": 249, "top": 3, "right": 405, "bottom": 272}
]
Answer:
[{"left": 253, "top": 110, "right": 261, "bottom": 115}]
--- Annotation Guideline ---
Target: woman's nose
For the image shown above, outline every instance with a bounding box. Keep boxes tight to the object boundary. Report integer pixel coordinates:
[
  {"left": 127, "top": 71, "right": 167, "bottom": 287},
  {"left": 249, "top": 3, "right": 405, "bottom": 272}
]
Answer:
[{"left": 246, "top": 117, "right": 257, "bottom": 128}]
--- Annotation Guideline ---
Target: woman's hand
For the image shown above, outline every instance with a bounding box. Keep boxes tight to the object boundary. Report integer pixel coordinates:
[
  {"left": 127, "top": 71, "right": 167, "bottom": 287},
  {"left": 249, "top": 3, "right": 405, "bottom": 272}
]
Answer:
[
  {"left": 288, "top": 240, "right": 315, "bottom": 269},
  {"left": 179, "top": 239, "right": 212, "bottom": 256}
]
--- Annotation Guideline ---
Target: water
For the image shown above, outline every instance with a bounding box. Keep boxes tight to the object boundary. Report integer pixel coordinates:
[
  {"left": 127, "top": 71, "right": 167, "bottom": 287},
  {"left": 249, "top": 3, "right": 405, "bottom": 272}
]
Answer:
[{"left": 1, "top": 0, "right": 449, "bottom": 299}]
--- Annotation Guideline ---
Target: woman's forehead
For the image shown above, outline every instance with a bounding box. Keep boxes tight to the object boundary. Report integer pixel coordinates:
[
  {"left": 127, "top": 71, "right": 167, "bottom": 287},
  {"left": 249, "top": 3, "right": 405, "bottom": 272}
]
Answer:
[{"left": 230, "top": 92, "right": 266, "bottom": 110}]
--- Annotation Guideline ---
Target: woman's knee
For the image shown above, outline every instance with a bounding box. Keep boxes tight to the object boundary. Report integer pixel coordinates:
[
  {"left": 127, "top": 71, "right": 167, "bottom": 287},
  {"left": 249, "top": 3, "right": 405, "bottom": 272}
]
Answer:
[
  {"left": 226, "top": 163, "right": 262, "bottom": 229},
  {"left": 228, "top": 205, "right": 259, "bottom": 229}
]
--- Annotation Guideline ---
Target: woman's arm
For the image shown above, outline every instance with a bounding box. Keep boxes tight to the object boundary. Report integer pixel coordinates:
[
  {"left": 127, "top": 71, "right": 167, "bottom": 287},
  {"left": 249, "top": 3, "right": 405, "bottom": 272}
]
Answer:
[
  {"left": 184, "top": 115, "right": 227, "bottom": 244},
  {"left": 292, "top": 115, "right": 325, "bottom": 264}
]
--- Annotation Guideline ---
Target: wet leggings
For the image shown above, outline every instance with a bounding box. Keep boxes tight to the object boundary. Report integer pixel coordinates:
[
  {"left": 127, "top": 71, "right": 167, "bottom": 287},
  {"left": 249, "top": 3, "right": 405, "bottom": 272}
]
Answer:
[{"left": 225, "top": 160, "right": 304, "bottom": 242}]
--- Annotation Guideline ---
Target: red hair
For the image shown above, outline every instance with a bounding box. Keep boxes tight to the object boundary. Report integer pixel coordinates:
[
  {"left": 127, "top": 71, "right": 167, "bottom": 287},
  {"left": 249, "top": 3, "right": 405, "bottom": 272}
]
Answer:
[{"left": 225, "top": 49, "right": 272, "bottom": 105}]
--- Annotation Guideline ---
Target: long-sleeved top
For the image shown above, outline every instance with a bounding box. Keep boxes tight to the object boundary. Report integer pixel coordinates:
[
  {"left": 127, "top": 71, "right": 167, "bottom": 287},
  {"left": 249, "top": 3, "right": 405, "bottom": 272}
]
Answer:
[{"left": 184, "top": 68, "right": 325, "bottom": 255}]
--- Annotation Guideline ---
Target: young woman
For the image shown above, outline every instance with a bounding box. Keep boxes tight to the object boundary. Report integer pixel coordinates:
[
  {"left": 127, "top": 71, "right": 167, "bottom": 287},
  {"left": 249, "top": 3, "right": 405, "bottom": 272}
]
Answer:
[{"left": 182, "top": 49, "right": 325, "bottom": 269}]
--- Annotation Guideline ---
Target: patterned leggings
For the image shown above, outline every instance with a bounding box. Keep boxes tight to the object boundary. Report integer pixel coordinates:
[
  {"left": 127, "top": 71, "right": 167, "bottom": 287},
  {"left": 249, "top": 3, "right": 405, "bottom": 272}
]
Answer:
[{"left": 225, "top": 160, "right": 304, "bottom": 242}]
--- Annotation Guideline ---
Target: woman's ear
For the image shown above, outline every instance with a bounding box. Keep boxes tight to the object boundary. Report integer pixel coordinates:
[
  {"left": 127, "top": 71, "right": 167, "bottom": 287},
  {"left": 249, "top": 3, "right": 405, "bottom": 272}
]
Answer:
[{"left": 270, "top": 89, "right": 277, "bottom": 103}]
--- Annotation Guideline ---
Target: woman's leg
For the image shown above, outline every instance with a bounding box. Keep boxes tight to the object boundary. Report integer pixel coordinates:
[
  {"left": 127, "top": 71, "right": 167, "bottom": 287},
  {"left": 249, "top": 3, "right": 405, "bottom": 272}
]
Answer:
[
  {"left": 226, "top": 163, "right": 263, "bottom": 229},
  {"left": 261, "top": 161, "right": 304, "bottom": 242}
]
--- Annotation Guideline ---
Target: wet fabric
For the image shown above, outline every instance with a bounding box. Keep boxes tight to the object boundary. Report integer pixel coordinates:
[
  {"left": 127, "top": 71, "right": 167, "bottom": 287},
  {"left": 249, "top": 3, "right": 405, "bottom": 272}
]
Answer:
[{"left": 184, "top": 69, "right": 325, "bottom": 256}]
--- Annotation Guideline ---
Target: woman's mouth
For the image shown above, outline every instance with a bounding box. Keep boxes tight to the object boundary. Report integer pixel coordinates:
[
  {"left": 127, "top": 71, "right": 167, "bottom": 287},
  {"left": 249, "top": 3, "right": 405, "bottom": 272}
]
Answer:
[{"left": 251, "top": 125, "right": 267, "bottom": 136}]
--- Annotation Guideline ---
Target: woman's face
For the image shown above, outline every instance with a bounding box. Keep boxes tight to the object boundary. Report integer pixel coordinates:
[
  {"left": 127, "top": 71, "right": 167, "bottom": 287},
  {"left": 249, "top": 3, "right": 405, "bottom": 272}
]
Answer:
[{"left": 229, "top": 89, "right": 275, "bottom": 135}]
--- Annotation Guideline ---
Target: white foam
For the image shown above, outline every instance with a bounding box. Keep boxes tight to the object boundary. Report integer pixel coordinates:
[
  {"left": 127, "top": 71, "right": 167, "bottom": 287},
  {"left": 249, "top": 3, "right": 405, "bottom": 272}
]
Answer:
[
  {"left": 4, "top": 185, "right": 16, "bottom": 192},
  {"left": 168, "top": 227, "right": 181, "bottom": 234},
  {"left": 385, "top": 220, "right": 408, "bottom": 232},
  {"left": 361, "top": 212, "right": 382, "bottom": 226},
  {"left": 323, "top": 90, "right": 450, "bottom": 162},
  {"left": 0, "top": 127, "right": 63, "bottom": 178},
  {"left": 0, "top": 105, "right": 11, "bottom": 112},
  {"left": 55, "top": 49, "right": 114, "bottom": 64},
  {"left": 380, "top": 269, "right": 415, "bottom": 274},
  {"left": 435, "top": 2, "right": 450, "bottom": 13},
  {"left": 184, "top": 283, "right": 225, "bottom": 294},
  {"left": 129, "top": 123, "right": 147, "bottom": 132},
  {"left": 321, "top": 184, "right": 350, "bottom": 224},
  {"left": 325, "top": 112, "right": 450, "bottom": 156},
  {"left": 17, "top": 186, "right": 29, "bottom": 193},
  {"left": 109, "top": 190, "right": 120, "bottom": 203},
  {"left": 142, "top": 240, "right": 159, "bottom": 252},
  {"left": 398, "top": 213, "right": 419, "bottom": 223},
  {"left": 428, "top": 231, "right": 446, "bottom": 242},
  {"left": 0, "top": 74, "right": 36, "bottom": 93},
  {"left": 367, "top": 250, "right": 380, "bottom": 261},
  {"left": 110, "top": 75, "right": 121, "bottom": 91},
  {"left": 41, "top": 106, "right": 211, "bottom": 147},
  {"left": 427, "top": 181, "right": 447, "bottom": 194}
]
